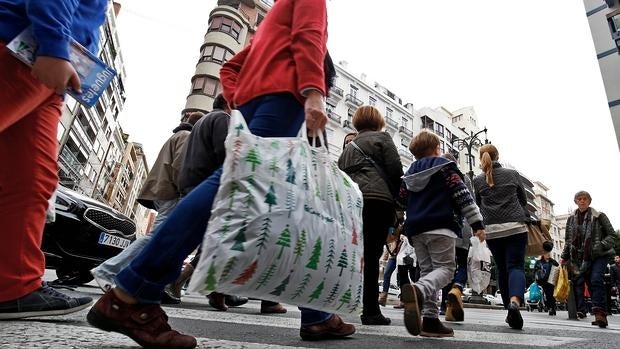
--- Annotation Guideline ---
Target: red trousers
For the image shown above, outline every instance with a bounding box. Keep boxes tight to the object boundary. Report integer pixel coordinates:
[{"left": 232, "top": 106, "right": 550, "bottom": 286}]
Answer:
[{"left": 0, "top": 42, "right": 63, "bottom": 301}]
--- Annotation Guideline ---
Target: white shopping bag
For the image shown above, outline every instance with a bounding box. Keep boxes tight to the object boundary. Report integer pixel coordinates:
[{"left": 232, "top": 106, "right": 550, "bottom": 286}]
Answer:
[
  {"left": 189, "top": 111, "right": 365, "bottom": 314},
  {"left": 467, "top": 236, "right": 492, "bottom": 294}
]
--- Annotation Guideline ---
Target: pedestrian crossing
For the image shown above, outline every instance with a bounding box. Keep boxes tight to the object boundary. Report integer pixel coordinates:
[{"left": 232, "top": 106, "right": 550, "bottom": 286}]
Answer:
[{"left": 1, "top": 293, "right": 618, "bottom": 349}]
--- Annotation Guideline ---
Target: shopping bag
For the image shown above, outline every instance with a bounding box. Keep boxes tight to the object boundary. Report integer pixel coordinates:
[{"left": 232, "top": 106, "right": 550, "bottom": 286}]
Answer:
[
  {"left": 525, "top": 221, "right": 552, "bottom": 257},
  {"left": 553, "top": 266, "right": 569, "bottom": 302},
  {"left": 547, "top": 264, "right": 560, "bottom": 286},
  {"left": 189, "top": 111, "right": 365, "bottom": 314},
  {"left": 467, "top": 236, "right": 492, "bottom": 294}
]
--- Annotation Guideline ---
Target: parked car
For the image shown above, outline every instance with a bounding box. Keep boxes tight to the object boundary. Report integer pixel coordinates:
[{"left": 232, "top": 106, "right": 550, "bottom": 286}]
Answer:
[{"left": 42, "top": 185, "right": 136, "bottom": 285}]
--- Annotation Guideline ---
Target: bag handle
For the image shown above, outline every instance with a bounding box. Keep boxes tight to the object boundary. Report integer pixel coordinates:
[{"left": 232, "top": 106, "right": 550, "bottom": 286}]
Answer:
[{"left": 349, "top": 140, "right": 394, "bottom": 195}]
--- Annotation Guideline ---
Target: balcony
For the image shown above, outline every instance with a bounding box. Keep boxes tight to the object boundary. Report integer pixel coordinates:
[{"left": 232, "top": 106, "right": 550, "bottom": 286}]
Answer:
[
  {"left": 330, "top": 86, "right": 344, "bottom": 98},
  {"left": 398, "top": 149, "right": 413, "bottom": 160},
  {"left": 345, "top": 94, "right": 363, "bottom": 108},
  {"left": 385, "top": 117, "right": 398, "bottom": 129},
  {"left": 399, "top": 126, "right": 414, "bottom": 138},
  {"left": 342, "top": 120, "right": 355, "bottom": 130},
  {"left": 327, "top": 110, "right": 342, "bottom": 124}
]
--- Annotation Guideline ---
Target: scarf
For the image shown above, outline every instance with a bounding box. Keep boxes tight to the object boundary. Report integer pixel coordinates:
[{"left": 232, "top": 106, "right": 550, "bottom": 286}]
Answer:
[{"left": 571, "top": 209, "right": 593, "bottom": 274}]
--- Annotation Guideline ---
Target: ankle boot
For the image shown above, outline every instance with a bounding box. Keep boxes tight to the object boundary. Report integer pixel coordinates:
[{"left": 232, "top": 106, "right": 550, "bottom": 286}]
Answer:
[
  {"left": 165, "top": 264, "right": 195, "bottom": 301},
  {"left": 591, "top": 307, "right": 608, "bottom": 328},
  {"left": 378, "top": 292, "right": 388, "bottom": 307}
]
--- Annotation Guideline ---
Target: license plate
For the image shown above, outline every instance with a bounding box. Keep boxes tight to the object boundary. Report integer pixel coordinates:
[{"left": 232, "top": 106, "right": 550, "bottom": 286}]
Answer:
[{"left": 98, "top": 232, "right": 131, "bottom": 249}]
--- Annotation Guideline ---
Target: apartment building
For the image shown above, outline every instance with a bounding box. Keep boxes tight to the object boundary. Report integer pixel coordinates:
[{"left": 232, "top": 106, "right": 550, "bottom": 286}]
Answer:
[{"left": 534, "top": 181, "right": 564, "bottom": 261}]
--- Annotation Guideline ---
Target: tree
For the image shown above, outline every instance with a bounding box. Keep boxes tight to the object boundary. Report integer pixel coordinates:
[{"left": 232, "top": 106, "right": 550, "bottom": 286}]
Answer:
[
  {"left": 292, "top": 273, "right": 312, "bottom": 299},
  {"left": 232, "top": 260, "right": 258, "bottom": 285},
  {"left": 234, "top": 122, "right": 244, "bottom": 136},
  {"left": 351, "top": 226, "right": 358, "bottom": 245},
  {"left": 337, "top": 248, "right": 348, "bottom": 277},
  {"left": 219, "top": 256, "right": 237, "bottom": 282},
  {"left": 205, "top": 260, "right": 218, "bottom": 291},
  {"left": 270, "top": 271, "right": 292, "bottom": 296},
  {"left": 350, "top": 284, "right": 363, "bottom": 313},
  {"left": 264, "top": 183, "right": 277, "bottom": 212},
  {"left": 245, "top": 147, "right": 261, "bottom": 171},
  {"left": 324, "top": 239, "right": 335, "bottom": 273},
  {"left": 286, "top": 189, "right": 295, "bottom": 218},
  {"left": 285, "top": 159, "right": 296, "bottom": 184},
  {"left": 308, "top": 279, "right": 325, "bottom": 303},
  {"left": 349, "top": 250, "right": 356, "bottom": 276},
  {"left": 306, "top": 238, "right": 322, "bottom": 270},
  {"left": 256, "top": 216, "right": 272, "bottom": 255},
  {"left": 228, "top": 181, "right": 241, "bottom": 208},
  {"left": 302, "top": 168, "right": 309, "bottom": 191},
  {"left": 325, "top": 281, "right": 340, "bottom": 304},
  {"left": 231, "top": 224, "right": 247, "bottom": 252},
  {"left": 337, "top": 287, "right": 352, "bottom": 311},
  {"left": 293, "top": 229, "right": 307, "bottom": 264},
  {"left": 255, "top": 263, "right": 277, "bottom": 290},
  {"left": 269, "top": 158, "right": 279, "bottom": 177},
  {"left": 276, "top": 224, "right": 292, "bottom": 259},
  {"left": 218, "top": 214, "right": 233, "bottom": 239}
]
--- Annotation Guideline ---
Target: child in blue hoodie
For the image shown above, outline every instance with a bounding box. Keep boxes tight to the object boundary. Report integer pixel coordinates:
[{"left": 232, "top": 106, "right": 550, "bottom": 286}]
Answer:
[
  {"left": 400, "top": 130, "right": 486, "bottom": 338},
  {"left": 0, "top": 0, "right": 108, "bottom": 320}
]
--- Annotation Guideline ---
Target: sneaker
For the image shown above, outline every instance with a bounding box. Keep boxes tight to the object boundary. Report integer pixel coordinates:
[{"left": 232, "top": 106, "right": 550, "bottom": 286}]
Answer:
[
  {"left": 87, "top": 290, "right": 197, "bottom": 349},
  {"left": 0, "top": 283, "right": 92, "bottom": 320},
  {"left": 401, "top": 283, "right": 424, "bottom": 336},
  {"left": 300, "top": 314, "right": 355, "bottom": 341},
  {"left": 360, "top": 313, "right": 391, "bottom": 325},
  {"left": 548, "top": 309, "right": 556, "bottom": 316},
  {"left": 420, "top": 317, "right": 454, "bottom": 337},
  {"left": 577, "top": 311, "right": 587, "bottom": 319},
  {"left": 445, "top": 287, "right": 464, "bottom": 322},
  {"left": 162, "top": 287, "right": 181, "bottom": 305},
  {"left": 505, "top": 302, "right": 524, "bottom": 330},
  {"left": 225, "top": 295, "right": 249, "bottom": 307}
]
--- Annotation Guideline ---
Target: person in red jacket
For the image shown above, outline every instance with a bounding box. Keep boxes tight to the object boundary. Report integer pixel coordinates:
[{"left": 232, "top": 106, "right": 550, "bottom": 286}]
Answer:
[{"left": 86, "top": 1, "right": 353, "bottom": 348}]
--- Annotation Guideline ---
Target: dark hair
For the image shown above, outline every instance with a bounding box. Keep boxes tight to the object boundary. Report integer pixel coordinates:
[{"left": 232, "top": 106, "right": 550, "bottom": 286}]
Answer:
[
  {"left": 542, "top": 240, "right": 554, "bottom": 252},
  {"left": 342, "top": 132, "right": 357, "bottom": 150},
  {"left": 212, "top": 94, "right": 228, "bottom": 111},
  {"left": 186, "top": 112, "right": 204, "bottom": 125}
]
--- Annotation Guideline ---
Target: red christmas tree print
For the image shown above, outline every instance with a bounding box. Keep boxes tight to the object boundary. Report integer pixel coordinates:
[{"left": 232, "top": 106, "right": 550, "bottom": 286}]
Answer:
[{"left": 232, "top": 260, "right": 258, "bottom": 285}]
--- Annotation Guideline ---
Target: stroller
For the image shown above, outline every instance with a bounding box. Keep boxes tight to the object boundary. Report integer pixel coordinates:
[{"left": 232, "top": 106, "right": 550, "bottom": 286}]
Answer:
[{"left": 525, "top": 282, "right": 545, "bottom": 312}]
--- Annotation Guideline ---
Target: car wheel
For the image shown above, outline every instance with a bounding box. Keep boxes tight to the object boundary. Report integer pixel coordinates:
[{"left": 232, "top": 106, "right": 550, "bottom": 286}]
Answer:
[{"left": 56, "top": 265, "right": 94, "bottom": 285}]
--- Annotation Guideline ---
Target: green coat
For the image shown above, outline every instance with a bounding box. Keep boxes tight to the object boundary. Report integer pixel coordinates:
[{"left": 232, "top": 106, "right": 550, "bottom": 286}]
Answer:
[{"left": 561, "top": 208, "right": 616, "bottom": 264}]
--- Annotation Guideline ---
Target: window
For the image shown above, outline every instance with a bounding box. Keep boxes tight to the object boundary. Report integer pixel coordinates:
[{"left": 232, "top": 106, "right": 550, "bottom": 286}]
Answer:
[
  {"left": 401, "top": 117, "right": 409, "bottom": 128},
  {"left": 66, "top": 97, "right": 78, "bottom": 112},
  {"left": 209, "top": 16, "right": 242, "bottom": 41},
  {"left": 56, "top": 123, "right": 66, "bottom": 142},
  {"left": 369, "top": 96, "right": 376, "bottom": 106},
  {"left": 452, "top": 115, "right": 462, "bottom": 123},
  {"left": 191, "top": 75, "right": 220, "bottom": 97},
  {"left": 385, "top": 107, "right": 393, "bottom": 119},
  {"left": 349, "top": 85, "right": 358, "bottom": 98},
  {"left": 200, "top": 44, "right": 234, "bottom": 64},
  {"left": 435, "top": 123, "right": 444, "bottom": 138},
  {"left": 446, "top": 129, "right": 453, "bottom": 143}
]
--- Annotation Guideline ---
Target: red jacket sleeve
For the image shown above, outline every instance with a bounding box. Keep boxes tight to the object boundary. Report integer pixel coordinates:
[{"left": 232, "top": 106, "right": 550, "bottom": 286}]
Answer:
[
  {"left": 220, "top": 43, "right": 251, "bottom": 107},
  {"left": 291, "top": 0, "right": 327, "bottom": 96}
]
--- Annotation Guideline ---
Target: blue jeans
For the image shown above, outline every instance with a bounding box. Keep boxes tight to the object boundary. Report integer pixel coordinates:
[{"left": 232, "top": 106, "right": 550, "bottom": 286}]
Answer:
[
  {"left": 573, "top": 256, "right": 608, "bottom": 312},
  {"left": 115, "top": 93, "right": 330, "bottom": 326},
  {"left": 382, "top": 258, "right": 396, "bottom": 293},
  {"left": 486, "top": 232, "right": 527, "bottom": 307}
]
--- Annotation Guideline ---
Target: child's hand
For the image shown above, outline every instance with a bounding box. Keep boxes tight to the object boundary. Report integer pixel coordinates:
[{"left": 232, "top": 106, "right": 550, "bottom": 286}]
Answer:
[
  {"left": 32, "top": 56, "right": 81, "bottom": 95},
  {"left": 474, "top": 229, "right": 486, "bottom": 242}
]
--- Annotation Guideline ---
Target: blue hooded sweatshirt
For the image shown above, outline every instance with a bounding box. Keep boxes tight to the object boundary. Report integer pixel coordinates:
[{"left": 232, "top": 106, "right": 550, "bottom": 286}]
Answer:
[{"left": 0, "top": 0, "right": 108, "bottom": 60}]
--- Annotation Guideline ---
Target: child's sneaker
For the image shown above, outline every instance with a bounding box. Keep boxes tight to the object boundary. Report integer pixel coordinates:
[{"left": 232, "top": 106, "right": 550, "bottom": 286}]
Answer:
[
  {"left": 401, "top": 284, "right": 423, "bottom": 336},
  {"left": 420, "top": 317, "right": 454, "bottom": 337}
]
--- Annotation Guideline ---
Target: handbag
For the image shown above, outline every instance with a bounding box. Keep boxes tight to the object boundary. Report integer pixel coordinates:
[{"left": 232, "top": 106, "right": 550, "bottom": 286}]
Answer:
[
  {"left": 525, "top": 221, "right": 552, "bottom": 257},
  {"left": 189, "top": 111, "right": 365, "bottom": 314}
]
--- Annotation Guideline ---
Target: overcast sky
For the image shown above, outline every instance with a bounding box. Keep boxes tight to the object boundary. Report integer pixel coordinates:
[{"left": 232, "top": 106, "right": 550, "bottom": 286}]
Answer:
[{"left": 114, "top": 0, "right": 620, "bottom": 228}]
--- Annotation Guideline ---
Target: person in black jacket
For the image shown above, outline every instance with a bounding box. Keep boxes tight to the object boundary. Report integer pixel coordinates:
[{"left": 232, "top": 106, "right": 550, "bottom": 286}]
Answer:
[{"left": 534, "top": 251, "right": 559, "bottom": 316}]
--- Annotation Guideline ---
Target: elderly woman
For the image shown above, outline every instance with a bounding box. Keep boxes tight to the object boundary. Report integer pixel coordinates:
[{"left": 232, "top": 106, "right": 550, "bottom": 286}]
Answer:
[
  {"left": 561, "top": 191, "right": 616, "bottom": 328},
  {"left": 338, "top": 105, "right": 403, "bottom": 325}
]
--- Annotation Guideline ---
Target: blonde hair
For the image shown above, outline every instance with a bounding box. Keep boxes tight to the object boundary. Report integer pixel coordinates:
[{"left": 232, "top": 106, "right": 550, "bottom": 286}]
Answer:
[
  {"left": 409, "top": 130, "right": 440, "bottom": 159},
  {"left": 352, "top": 105, "right": 385, "bottom": 132},
  {"left": 479, "top": 144, "right": 499, "bottom": 187}
]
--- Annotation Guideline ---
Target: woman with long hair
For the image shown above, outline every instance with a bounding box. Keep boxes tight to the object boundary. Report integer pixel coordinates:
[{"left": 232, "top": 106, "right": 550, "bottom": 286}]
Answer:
[{"left": 472, "top": 144, "right": 530, "bottom": 330}]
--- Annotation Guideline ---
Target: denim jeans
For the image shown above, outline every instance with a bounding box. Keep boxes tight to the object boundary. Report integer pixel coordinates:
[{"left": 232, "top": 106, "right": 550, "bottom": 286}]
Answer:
[
  {"left": 115, "top": 93, "right": 330, "bottom": 326},
  {"left": 573, "top": 256, "right": 608, "bottom": 312},
  {"left": 91, "top": 199, "right": 178, "bottom": 286},
  {"left": 486, "top": 232, "right": 527, "bottom": 307},
  {"left": 382, "top": 258, "right": 396, "bottom": 293}
]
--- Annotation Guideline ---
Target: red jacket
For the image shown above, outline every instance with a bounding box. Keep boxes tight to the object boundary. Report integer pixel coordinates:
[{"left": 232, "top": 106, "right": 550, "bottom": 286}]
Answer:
[{"left": 220, "top": 0, "right": 327, "bottom": 107}]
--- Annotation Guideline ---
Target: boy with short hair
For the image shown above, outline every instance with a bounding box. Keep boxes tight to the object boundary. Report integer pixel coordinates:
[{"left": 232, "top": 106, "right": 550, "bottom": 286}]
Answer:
[{"left": 400, "top": 130, "right": 486, "bottom": 337}]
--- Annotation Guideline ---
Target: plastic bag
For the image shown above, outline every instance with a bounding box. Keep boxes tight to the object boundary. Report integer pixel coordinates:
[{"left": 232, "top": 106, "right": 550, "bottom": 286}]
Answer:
[
  {"left": 189, "top": 111, "right": 365, "bottom": 314},
  {"left": 467, "top": 236, "right": 492, "bottom": 294},
  {"left": 46, "top": 187, "right": 57, "bottom": 223},
  {"left": 553, "top": 266, "right": 569, "bottom": 302}
]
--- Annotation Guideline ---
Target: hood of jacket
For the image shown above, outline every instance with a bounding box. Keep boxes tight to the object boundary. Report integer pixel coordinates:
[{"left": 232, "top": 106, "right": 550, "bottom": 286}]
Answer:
[
  {"left": 173, "top": 122, "right": 193, "bottom": 133},
  {"left": 403, "top": 156, "right": 454, "bottom": 192}
]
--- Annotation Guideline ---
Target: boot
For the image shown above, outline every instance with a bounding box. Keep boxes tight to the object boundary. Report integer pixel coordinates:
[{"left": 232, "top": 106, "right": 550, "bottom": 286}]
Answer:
[
  {"left": 445, "top": 287, "right": 464, "bottom": 322},
  {"left": 163, "top": 264, "right": 195, "bottom": 303},
  {"left": 378, "top": 292, "right": 388, "bottom": 307},
  {"left": 207, "top": 292, "right": 228, "bottom": 311},
  {"left": 591, "top": 307, "right": 608, "bottom": 328},
  {"left": 420, "top": 317, "right": 454, "bottom": 337}
]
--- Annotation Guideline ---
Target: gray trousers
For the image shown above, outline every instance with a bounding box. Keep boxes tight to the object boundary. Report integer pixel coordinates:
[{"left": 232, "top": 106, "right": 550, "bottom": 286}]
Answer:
[{"left": 410, "top": 234, "right": 456, "bottom": 318}]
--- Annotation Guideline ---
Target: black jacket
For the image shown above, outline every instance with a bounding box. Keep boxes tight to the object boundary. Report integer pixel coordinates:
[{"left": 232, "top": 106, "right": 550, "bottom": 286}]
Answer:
[{"left": 177, "top": 110, "right": 229, "bottom": 195}]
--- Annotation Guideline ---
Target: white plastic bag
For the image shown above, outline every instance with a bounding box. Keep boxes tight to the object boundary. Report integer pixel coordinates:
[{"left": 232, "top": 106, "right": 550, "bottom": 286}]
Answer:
[
  {"left": 467, "top": 236, "right": 492, "bottom": 294},
  {"left": 46, "top": 187, "right": 57, "bottom": 223},
  {"left": 189, "top": 111, "right": 365, "bottom": 314}
]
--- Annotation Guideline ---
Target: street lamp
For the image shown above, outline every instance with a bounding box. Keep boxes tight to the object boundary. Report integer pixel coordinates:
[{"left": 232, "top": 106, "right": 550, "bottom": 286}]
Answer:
[{"left": 450, "top": 127, "right": 489, "bottom": 181}]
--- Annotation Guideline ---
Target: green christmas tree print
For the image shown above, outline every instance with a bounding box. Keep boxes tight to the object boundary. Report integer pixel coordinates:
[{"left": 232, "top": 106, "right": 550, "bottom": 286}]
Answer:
[
  {"left": 305, "top": 237, "right": 322, "bottom": 270},
  {"left": 246, "top": 175, "right": 258, "bottom": 189},
  {"left": 244, "top": 189, "right": 254, "bottom": 209},
  {"left": 229, "top": 181, "right": 240, "bottom": 209},
  {"left": 342, "top": 176, "right": 352, "bottom": 188},
  {"left": 255, "top": 263, "right": 277, "bottom": 290},
  {"left": 205, "top": 260, "right": 218, "bottom": 291},
  {"left": 355, "top": 198, "right": 363, "bottom": 214},
  {"left": 219, "top": 214, "right": 233, "bottom": 239},
  {"left": 337, "top": 287, "right": 352, "bottom": 310},
  {"left": 302, "top": 169, "right": 309, "bottom": 191},
  {"left": 300, "top": 144, "right": 307, "bottom": 157},
  {"left": 270, "top": 271, "right": 292, "bottom": 297},
  {"left": 335, "top": 189, "right": 340, "bottom": 203},
  {"left": 234, "top": 122, "right": 244, "bottom": 136},
  {"left": 276, "top": 224, "right": 292, "bottom": 259},
  {"left": 346, "top": 193, "right": 353, "bottom": 210},
  {"left": 256, "top": 216, "right": 272, "bottom": 255},
  {"left": 293, "top": 229, "right": 307, "bottom": 264},
  {"left": 337, "top": 248, "right": 348, "bottom": 277},
  {"left": 325, "top": 281, "right": 340, "bottom": 304},
  {"left": 245, "top": 147, "right": 262, "bottom": 171},
  {"left": 350, "top": 284, "right": 363, "bottom": 313},
  {"left": 324, "top": 239, "right": 335, "bottom": 273},
  {"left": 326, "top": 182, "right": 333, "bottom": 199},
  {"left": 231, "top": 224, "right": 247, "bottom": 252},
  {"left": 292, "top": 273, "right": 312, "bottom": 299},
  {"left": 232, "top": 260, "right": 258, "bottom": 285},
  {"left": 308, "top": 279, "right": 325, "bottom": 303},
  {"left": 351, "top": 226, "right": 358, "bottom": 245},
  {"left": 286, "top": 189, "right": 295, "bottom": 218},
  {"left": 269, "top": 158, "right": 279, "bottom": 177},
  {"left": 349, "top": 250, "right": 357, "bottom": 276},
  {"left": 219, "top": 256, "right": 238, "bottom": 282},
  {"left": 264, "top": 183, "right": 277, "bottom": 212},
  {"left": 285, "top": 159, "right": 296, "bottom": 184}
]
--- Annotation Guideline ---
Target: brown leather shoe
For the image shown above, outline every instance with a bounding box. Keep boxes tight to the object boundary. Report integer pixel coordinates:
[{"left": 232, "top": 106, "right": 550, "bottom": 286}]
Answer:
[
  {"left": 592, "top": 307, "right": 608, "bottom": 328},
  {"left": 300, "top": 314, "right": 355, "bottom": 341},
  {"left": 87, "top": 290, "right": 197, "bottom": 349},
  {"left": 402, "top": 283, "right": 424, "bottom": 336},
  {"left": 260, "top": 301, "right": 287, "bottom": 314},
  {"left": 207, "top": 292, "right": 228, "bottom": 311}
]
